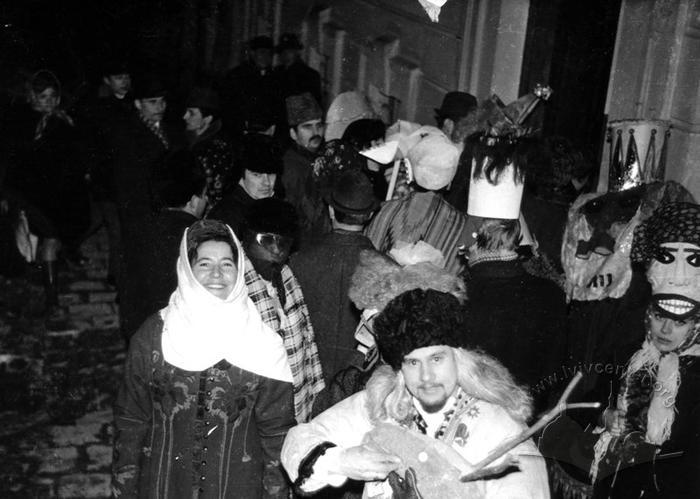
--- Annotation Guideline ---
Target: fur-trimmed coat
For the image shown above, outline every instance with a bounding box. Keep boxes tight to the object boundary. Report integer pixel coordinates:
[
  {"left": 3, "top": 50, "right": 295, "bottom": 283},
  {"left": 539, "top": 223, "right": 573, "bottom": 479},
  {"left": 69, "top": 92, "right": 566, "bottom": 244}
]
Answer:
[{"left": 281, "top": 365, "right": 550, "bottom": 498}]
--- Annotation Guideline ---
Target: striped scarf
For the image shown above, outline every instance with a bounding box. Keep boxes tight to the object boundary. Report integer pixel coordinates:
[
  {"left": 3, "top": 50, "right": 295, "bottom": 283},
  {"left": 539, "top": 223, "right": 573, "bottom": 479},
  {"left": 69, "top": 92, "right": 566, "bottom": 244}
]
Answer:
[{"left": 365, "top": 191, "right": 469, "bottom": 274}]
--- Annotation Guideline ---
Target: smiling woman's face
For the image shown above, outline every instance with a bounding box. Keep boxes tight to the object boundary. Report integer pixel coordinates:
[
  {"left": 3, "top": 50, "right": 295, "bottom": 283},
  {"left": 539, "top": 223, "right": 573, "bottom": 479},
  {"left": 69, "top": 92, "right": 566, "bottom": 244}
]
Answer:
[{"left": 191, "top": 240, "right": 237, "bottom": 299}]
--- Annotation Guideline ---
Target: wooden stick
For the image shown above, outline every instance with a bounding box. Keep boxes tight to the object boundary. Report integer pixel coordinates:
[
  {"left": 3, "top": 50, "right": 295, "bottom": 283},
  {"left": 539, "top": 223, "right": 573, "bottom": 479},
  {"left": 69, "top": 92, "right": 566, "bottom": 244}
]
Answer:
[
  {"left": 460, "top": 372, "right": 600, "bottom": 482},
  {"left": 385, "top": 158, "right": 401, "bottom": 201}
]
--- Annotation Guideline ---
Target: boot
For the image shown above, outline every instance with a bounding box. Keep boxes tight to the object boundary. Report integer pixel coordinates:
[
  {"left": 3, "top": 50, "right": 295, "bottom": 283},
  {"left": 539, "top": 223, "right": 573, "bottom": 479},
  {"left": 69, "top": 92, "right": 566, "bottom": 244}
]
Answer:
[{"left": 43, "top": 259, "right": 59, "bottom": 309}]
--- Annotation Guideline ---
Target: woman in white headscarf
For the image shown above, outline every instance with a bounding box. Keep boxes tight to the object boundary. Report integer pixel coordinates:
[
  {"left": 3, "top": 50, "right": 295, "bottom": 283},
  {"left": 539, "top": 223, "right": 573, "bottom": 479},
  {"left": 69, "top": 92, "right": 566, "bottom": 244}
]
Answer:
[{"left": 113, "top": 220, "right": 294, "bottom": 498}]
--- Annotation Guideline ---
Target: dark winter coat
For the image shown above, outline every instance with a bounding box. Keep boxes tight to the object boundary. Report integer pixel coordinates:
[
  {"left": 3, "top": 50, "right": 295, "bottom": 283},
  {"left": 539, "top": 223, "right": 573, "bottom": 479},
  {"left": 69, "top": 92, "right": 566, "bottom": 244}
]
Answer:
[
  {"left": 207, "top": 183, "right": 256, "bottom": 236},
  {"left": 289, "top": 230, "right": 373, "bottom": 384},
  {"left": 132, "top": 209, "right": 198, "bottom": 326},
  {"left": 3, "top": 105, "right": 89, "bottom": 247},
  {"left": 74, "top": 94, "right": 134, "bottom": 201},
  {"left": 113, "top": 314, "right": 294, "bottom": 499},
  {"left": 593, "top": 358, "right": 700, "bottom": 499},
  {"left": 220, "top": 61, "right": 284, "bottom": 137},
  {"left": 109, "top": 111, "right": 182, "bottom": 335},
  {"left": 274, "top": 59, "right": 323, "bottom": 105},
  {"left": 467, "top": 259, "right": 568, "bottom": 414},
  {"left": 281, "top": 145, "right": 329, "bottom": 237}
]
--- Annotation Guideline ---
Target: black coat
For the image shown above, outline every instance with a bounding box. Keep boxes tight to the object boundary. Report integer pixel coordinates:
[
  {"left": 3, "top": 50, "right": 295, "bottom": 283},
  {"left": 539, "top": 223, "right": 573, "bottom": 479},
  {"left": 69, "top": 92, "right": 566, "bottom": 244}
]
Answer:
[
  {"left": 207, "top": 183, "right": 255, "bottom": 236},
  {"left": 131, "top": 210, "right": 198, "bottom": 328},
  {"left": 74, "top": 94, "right": 134, "bottom": 201},
  {"left": 109, "top": 111, "right": 183, "bottom": 335},
  {"left": 594, "top": 357, "right": 700, "bottom": 499},
  {"left": 289, "top": 230, "right": 373, "bottom": 384},
  {"left": 3, "top": 105, "right": 89, "bottom": 247},
  {"left": 274, "top": 59, "right": 323, "bottom": 105},
  {"left": 467, "top": 259, "right": 567, "bottom": 415},
  {"left": 220, "top": 61, "right": 284, "bottom": 137}
]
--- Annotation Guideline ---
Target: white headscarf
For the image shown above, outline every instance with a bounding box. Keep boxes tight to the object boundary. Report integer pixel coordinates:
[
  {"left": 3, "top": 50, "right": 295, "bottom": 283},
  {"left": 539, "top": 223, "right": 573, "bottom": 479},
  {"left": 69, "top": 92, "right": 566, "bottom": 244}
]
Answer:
[{"left": 161, "top": 223, "right": 293, "bottom": 382}]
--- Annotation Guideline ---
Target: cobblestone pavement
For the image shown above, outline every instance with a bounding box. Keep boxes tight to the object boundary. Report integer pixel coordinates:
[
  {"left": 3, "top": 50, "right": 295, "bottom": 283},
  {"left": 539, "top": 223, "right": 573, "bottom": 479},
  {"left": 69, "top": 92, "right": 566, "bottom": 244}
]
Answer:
[{"left": 0, "top": 230, "right": 124, "bottom": 498}]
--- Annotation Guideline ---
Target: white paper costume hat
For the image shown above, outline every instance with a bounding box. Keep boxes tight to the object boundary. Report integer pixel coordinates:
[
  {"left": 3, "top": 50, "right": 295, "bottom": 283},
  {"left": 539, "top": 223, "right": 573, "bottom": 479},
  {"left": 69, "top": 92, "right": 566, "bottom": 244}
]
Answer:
[
  {"left": 358, "top": 121, "right": 460, "bottom": 191},
  {"left": 324, "top": 91, "right": 375, "bottom": 141},
  {"left": 467, "top": 85, "right": 552, "bottom": 220}
]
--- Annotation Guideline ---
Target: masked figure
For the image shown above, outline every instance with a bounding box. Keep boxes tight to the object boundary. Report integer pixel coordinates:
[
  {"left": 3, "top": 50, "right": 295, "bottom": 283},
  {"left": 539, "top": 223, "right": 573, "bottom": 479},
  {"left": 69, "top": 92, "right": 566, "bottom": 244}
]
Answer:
[{"left": 590, "top": 202, "right": 700, "bottom": 499}]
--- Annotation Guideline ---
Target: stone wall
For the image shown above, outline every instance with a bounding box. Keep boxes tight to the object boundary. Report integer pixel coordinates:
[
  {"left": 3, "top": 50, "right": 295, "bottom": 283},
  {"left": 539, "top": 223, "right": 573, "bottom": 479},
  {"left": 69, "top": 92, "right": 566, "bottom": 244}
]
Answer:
[
  {"left": 602, "top": 0, "right": 700, "bottom": 198},
  {"left": 275, "top": 0, "right": 530, "bottom": 124}
]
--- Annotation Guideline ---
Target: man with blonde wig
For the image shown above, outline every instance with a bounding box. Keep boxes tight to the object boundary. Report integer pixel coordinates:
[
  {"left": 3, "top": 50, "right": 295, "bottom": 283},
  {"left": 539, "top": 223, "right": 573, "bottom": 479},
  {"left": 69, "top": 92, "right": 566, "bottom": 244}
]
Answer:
[{"left": 281, "top": 287, "right": 550, "bottom": 498}]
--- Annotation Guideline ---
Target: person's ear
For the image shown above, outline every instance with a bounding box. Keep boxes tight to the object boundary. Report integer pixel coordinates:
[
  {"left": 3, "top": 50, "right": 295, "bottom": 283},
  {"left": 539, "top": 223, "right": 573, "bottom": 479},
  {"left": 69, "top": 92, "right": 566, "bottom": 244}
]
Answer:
[
  {"left": 134, "top": 100, "right": 142, "bottom": 111},
  {"left": 290, "top": 127, "right": 298, "bottom": 142},
  {"left": 103, "top": 76, "right": 110, "bottom": 86},
  {"left": 202, "top": 115, "right": 213, "bottom": 129},
  {"left": 442, "top": 118, "right": 455, "bottom": 137}
]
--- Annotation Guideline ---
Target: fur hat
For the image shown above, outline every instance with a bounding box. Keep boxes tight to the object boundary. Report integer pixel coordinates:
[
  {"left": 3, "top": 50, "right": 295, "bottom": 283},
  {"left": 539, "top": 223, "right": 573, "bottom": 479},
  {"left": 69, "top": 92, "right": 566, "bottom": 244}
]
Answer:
[
  {"left": 286, "top": 92, "right": 322, "bottom": 127},
  {"left": 243, "top": 198, "right": 298, "bottom": 238},
  {"left": 238, "top": 133, "right": 283, "bottom": 175},
  {"left": 348, "top": 249, "right": 466, "bottom": 312},
  {"left": 373, "top": 288, "right": 469, "bottom": 370}
]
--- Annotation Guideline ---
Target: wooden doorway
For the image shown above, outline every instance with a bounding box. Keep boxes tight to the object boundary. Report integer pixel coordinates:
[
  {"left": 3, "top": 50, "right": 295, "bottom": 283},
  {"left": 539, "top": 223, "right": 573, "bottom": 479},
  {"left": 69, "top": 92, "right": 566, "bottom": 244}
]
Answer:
[{"left": 519, "top": 0, "right": 622, "bottom": 165}]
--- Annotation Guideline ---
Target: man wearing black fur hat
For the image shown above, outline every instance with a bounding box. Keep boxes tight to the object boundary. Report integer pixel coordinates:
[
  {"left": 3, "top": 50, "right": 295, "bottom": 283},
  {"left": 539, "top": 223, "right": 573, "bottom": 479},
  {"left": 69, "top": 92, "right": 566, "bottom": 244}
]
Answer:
[
  {"left": 240, "top": 198, "right": 325, "bottom": 423},
  {"left": 281, "top": 288, "right": 549, "bottom": 498},
  {"left": 208, "top": 132, "right": 282, "bottom": 234}
]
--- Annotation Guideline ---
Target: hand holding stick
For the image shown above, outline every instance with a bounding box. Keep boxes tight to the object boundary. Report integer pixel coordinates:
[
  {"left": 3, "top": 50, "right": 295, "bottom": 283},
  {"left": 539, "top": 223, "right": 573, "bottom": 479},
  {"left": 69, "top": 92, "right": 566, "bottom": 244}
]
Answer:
[{"left": 460, "top": 372, "right": 600, "bottom": 482}]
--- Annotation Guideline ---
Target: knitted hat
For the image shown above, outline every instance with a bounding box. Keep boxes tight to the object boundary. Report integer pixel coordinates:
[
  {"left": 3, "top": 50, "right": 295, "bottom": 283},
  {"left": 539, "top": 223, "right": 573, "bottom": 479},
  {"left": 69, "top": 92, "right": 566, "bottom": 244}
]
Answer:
[
  {"left": 407, "top": 128, "right": 460, "bottom": 190},
  {"left": 373, "top": 288, "right": 468, "bottom": 370},
  {"left": 325, "top": 91, "right": 375, "bottom": 141},
  {"left": 286, "top": 92, "right": 322, "bottom": 127}
]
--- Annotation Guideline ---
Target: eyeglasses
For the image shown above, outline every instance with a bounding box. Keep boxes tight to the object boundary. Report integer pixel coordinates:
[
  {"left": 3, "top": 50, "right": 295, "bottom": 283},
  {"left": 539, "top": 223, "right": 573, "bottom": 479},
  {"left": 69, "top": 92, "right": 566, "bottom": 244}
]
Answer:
[{"left": 255, "top": 232, "right": 293, "bottom": 248}]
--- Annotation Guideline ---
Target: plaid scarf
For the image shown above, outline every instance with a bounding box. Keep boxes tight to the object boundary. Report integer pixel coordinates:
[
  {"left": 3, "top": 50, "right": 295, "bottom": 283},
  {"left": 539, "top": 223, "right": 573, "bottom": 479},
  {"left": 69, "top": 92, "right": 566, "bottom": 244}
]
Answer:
[{"left": 244, "top": 256, "right": 325, "bottom": 422}]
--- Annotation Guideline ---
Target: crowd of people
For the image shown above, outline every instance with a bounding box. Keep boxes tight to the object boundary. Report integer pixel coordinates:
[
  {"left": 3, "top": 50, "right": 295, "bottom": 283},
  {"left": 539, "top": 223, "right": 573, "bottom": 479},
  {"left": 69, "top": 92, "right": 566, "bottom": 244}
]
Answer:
[{"left": 1, "top": 32, "right": 698, "bottom": 499}]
